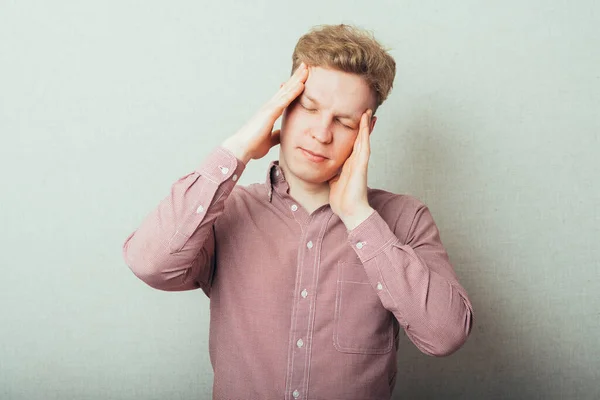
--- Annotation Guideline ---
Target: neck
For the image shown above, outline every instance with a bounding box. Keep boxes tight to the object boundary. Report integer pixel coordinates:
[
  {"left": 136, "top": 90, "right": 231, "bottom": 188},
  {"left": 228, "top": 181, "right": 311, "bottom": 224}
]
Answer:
[
  {"left": 278, "top": 159, "right": 330, "bottom": 214},
  {"left": 289, "top": 177, "right": 330, "bottom": 214}
]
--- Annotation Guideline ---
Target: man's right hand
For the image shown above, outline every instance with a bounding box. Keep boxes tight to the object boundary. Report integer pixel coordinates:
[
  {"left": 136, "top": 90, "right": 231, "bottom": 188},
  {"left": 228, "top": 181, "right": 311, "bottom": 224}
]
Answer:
[{"left": 222, "top": 62, "right": 309, "bottom": 164}]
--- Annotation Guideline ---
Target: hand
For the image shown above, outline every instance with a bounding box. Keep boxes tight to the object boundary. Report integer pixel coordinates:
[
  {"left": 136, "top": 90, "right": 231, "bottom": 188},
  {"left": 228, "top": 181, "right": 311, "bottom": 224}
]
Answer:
[
  {"left": 222, "top": 63, "right": 309, "bottom": 164},
  {"left": 329, "top": 109, "right": 375, "bottom": 230}
]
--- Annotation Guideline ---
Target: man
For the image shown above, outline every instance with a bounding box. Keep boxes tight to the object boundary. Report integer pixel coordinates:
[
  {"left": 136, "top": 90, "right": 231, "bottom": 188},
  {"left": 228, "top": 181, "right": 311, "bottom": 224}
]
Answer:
[{"left": 123, "top": 24, "right": 473, "bottom": 400}]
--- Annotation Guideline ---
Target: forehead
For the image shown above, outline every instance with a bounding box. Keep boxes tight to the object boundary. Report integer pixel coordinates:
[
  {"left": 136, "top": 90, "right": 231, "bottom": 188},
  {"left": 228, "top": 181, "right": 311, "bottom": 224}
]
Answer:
[{"left": 303, "top": 66, "right": 375, "bottom": 114}]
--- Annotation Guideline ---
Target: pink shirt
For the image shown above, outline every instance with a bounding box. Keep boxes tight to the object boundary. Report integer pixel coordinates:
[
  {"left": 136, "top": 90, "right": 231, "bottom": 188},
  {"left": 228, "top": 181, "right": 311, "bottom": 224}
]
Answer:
[{"left": 123, "top": 146, "right": 474, "bottom": 400}]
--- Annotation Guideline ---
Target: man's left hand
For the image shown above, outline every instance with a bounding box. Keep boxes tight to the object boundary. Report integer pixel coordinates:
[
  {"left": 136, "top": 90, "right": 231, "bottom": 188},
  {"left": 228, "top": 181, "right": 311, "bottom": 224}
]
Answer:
[{"left": 329, "top": 109, "right": 376, "bottom": 231}]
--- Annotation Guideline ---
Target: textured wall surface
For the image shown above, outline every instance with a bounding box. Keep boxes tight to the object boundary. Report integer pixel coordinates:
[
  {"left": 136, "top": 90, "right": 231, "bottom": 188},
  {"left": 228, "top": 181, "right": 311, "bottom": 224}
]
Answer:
[{"left": 1, "top": 1, "right": 598, "bottom": 399}]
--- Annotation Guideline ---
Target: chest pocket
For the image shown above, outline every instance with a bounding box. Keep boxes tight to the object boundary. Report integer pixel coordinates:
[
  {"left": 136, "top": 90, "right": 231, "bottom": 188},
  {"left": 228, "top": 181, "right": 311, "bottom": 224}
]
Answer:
[{"left": 334, "top": 261, "right": 393, "bottom": 354}]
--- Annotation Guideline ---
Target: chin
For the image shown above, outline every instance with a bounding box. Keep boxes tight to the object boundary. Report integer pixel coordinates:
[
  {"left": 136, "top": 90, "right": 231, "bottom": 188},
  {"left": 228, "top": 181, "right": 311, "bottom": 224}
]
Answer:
[
  {"left": 289, "top": 160, "right": 337, "bottom": 184},
  {"left": 281, "top": 145, "right": 338, "bottom": 184}
]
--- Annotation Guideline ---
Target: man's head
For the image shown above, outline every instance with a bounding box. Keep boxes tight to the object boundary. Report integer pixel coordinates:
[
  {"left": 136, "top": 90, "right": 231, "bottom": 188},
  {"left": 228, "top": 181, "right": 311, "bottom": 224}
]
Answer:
[{"left": 279, "top": 24, "right": 396, "bottom": 187}]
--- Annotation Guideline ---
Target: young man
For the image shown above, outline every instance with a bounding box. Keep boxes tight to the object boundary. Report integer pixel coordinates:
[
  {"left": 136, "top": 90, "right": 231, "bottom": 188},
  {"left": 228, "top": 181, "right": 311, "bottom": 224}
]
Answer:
[{"left": 123, "top": 24, "right": 473, "bottom": 400}]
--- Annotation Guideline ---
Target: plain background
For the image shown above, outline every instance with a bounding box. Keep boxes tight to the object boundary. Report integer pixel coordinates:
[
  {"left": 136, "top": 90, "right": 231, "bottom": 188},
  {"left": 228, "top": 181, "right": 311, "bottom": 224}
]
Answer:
[{"left": 1, "top": 0, "right": 598, "bottom": 399}]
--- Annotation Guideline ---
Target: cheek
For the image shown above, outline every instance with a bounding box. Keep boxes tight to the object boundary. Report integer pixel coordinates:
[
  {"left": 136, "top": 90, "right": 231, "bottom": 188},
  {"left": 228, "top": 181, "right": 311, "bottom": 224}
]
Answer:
[
  {"left": 287, "top": 107, "right": 310, "bottom": 128},
  {"left": 284, "top": 100, "right": 302, "bottom": 118},
  {"left": 282, "top": 106, "right": 298, "bottom": 130},
  {"left": 282, "top": 109, "right": 311, "bottom": 141},
  {"left": 337, "top": 133, "right": 357, "bottom": 158}
]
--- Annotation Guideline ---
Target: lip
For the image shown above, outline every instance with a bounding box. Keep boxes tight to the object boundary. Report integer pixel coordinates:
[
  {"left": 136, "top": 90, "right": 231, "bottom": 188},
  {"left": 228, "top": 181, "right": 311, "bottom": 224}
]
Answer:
[{"left": 299, "top": 148, "right": 328, "bottom": 162}]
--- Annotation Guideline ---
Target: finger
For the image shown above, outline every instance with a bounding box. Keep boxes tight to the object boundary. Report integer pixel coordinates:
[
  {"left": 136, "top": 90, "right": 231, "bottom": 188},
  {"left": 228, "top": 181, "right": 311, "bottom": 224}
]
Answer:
[
  {"left": 354, "top": 112, "right": 368, "bottom": 153},
  {"left": 260, "top": 64, "right": 308, "bottom": 126},
  {"left": 292, "top": 62, "right": 308, "bottom": 81},
  {"left": 282, "top": 62, "right": 308, "bottom": 91},
  {"left": 359, "top": 110, "right": 372, "bottom": 164},
  {"left": 285, "top": 64, "right": 308, "bottom": 95},
  {"left": 269, "top": 64, "right": 308, "bottom": 112},
  {"left": 363, "top": 109, "right": 372, "bottom": 146}
]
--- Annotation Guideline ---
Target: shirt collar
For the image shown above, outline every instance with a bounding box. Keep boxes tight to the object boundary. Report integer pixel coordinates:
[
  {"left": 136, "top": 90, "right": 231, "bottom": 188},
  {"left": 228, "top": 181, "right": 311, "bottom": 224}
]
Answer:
[{"left": 265, "top": 160, "right": 290, "bottom": 202}]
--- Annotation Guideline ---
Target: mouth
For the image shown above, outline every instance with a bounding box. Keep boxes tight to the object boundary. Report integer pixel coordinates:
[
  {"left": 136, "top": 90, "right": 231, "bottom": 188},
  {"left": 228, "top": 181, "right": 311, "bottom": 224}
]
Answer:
[{"left": 299, "top": 148, "right": 328, "bottom": 163}]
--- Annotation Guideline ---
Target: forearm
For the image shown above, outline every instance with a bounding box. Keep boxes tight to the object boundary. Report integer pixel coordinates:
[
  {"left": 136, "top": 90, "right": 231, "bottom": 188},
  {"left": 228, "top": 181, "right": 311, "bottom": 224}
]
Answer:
[
  {"left": 122, "top": 146, "right": 245, "bottom": 290},
  {"left": 348, "top": 208, "right": 474, "bottom": 356},
  {"left": 221, "top": 135, "right": 251, "bottom": 165},
  {"left": 377, "top": 243, "right": 472, "bottom": 356}
]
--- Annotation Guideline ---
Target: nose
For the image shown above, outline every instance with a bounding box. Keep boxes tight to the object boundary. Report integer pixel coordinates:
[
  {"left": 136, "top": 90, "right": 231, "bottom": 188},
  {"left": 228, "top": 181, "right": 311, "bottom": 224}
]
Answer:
[{"left": 310, "top": 116, "right": 333, "bottom": 144}]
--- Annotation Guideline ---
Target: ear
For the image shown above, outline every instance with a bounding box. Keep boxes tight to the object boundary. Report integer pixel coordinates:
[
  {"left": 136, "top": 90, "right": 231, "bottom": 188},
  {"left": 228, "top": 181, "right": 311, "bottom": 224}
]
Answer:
[{"left": 369, "top": 116, "right": 377, "bottom": 134}]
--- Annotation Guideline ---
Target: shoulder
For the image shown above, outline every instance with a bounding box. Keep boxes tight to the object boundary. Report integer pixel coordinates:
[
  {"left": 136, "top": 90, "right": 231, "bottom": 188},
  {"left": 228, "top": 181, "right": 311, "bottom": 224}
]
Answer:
[
  {"left": 367, "top": 187, "right": 430, "bottom": 238},
  {"left": 367, "top": 187, "right": 427, "bottom": 215}
]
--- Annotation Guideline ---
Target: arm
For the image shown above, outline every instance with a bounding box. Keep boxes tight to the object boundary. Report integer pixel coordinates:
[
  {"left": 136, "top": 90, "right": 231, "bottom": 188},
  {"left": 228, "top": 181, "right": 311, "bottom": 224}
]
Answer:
[
  {"left": 123, "top": 62, "right": 309, "bottom": 293},
  {"left": 330, "top": 108, "right": 473, "bottom": 356},
  {"left": 347, "top": 205, "right": 474, "bottom": 357},
  {"left": 122, "top": 147, "right": 245, "bottom": 292}
]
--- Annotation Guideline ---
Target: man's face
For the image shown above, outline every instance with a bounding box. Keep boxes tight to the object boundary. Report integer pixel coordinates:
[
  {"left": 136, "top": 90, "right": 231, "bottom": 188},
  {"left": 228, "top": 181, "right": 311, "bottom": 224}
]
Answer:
[{"left": 279, "top": 66, "right": 377, "bottom": 185}]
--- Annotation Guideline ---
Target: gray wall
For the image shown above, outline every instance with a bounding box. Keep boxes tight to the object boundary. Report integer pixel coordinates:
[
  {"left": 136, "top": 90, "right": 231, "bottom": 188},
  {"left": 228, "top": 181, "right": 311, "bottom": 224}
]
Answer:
[{"left": 1, "top": 1, "right": 598, "bottom": 399}]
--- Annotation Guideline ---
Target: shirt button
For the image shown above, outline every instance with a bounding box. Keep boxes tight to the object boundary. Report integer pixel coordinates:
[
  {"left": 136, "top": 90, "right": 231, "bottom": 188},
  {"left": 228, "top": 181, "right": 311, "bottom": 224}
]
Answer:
[
  {"left": 196, "top": 205, "right": 204, "bottom": 214},
  {"left": 306, "top": 241, "right": 313, "bottom": 249},
  {"left": 232, "top": 174, "right": 238, "bottom": 182},
  {"left": 356, "top": 241, "right": 364, "bottom": 249},
  {"left": 219, "top": 166, "right": 229, "bottom": 174},
  {"left": 301, "top": 289, "right": 308, "bottom": 298},
  {"left": 296, "top": 338, "right": 304, "bottom": 348},
  {"left": 377, "top": 282, "right": 383, "bottom": 290},
  {"left": 291, "top": 204, "right": 298, "bottom": 212},
  {"left": 292, "top": 390, "right": 300, "bottom": 398}
]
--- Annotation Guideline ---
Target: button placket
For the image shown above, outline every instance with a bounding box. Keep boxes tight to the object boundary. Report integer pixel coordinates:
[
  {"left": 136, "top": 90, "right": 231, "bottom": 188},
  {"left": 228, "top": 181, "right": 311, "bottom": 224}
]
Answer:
[
  {"left": 287, "top": 235, "right": 312, "bottom": 400},
  {"left": 286, "top": 214, "right": 330, "bottom": 400}
]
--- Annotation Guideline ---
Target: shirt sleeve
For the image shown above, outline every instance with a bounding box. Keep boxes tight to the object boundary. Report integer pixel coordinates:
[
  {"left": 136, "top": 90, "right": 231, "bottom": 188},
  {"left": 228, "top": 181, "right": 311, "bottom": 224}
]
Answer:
[
  {"left": 122, "top": 146, "right": 245, "bottom": 293},
  {"left": 347, "top": 204, "right": 474, "bottom": 357}
]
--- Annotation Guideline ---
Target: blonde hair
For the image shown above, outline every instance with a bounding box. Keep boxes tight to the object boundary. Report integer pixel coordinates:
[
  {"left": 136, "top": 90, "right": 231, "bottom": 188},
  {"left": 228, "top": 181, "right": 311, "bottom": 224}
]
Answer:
[{"left": 291, "top": 24, "right": 396, "bottom": 111}]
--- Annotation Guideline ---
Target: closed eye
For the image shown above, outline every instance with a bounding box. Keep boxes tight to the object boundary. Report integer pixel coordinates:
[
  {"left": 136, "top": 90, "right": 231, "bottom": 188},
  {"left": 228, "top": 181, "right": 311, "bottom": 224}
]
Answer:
[
  {"left": 300, "top": 102, "right": 354, "bottom": 129},
  {"left": 300, "top": 103, "right": 317, "bottom": 113},
  {"left": 336, "top": 119, "right": 354, "bottom": 129}
]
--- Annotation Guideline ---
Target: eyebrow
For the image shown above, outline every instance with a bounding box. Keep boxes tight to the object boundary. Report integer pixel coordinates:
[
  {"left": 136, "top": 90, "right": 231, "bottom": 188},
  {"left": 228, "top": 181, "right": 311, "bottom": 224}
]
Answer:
[{"left": 302, "top": 93, "right": 358, "bottom": 123}]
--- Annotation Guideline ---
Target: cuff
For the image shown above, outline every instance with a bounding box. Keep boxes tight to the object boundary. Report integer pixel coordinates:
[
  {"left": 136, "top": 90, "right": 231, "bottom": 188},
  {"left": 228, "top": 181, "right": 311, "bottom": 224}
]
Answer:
[
  {"left": 197, "top": 146, "right": 246, "bottom": 185},
  {"left": 347, "top": 210, "right": 398, "bottom": 262}
]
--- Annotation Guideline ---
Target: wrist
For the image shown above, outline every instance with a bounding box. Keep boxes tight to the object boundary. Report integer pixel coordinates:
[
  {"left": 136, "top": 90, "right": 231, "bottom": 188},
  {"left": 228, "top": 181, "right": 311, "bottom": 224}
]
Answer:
[
  {"left": 340, "top": 206, "right": 375, "bottom": 231},
  {"left": 222, "top": 136, "right": 251, "bottom": 165}
]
